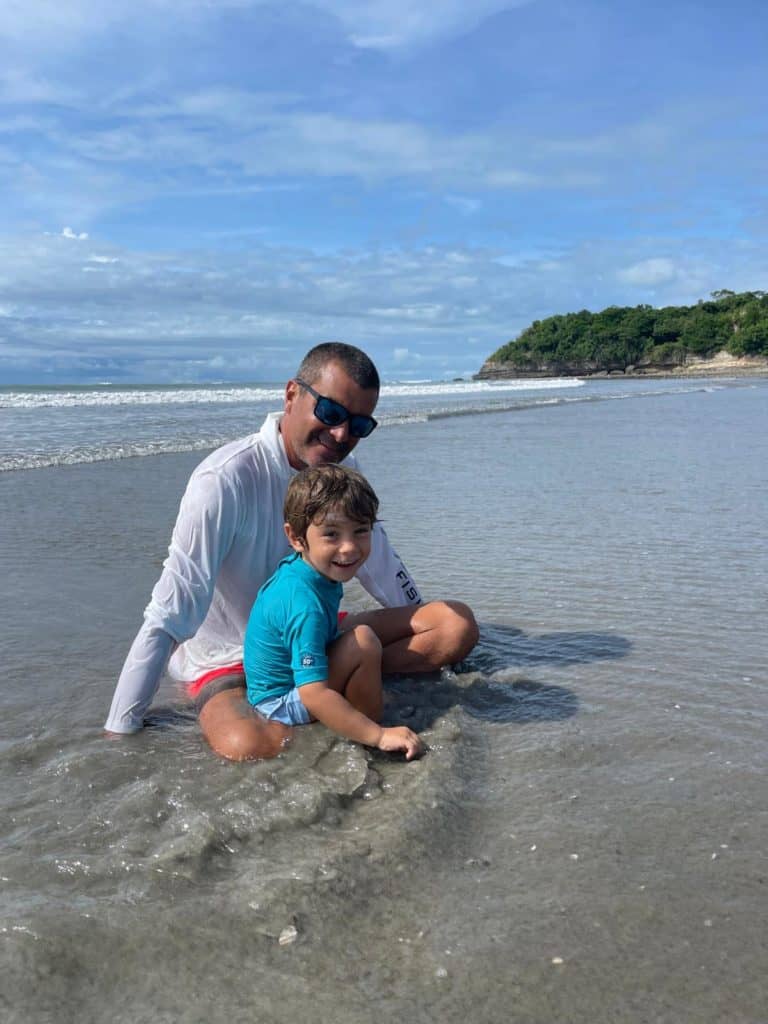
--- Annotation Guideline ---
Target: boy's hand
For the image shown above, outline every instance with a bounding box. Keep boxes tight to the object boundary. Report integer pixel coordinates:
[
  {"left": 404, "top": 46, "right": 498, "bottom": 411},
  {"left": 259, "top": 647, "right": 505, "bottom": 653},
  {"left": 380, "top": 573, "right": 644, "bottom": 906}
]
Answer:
[{"left": 376, "top": 726, "right": 425, "bottom": 761}]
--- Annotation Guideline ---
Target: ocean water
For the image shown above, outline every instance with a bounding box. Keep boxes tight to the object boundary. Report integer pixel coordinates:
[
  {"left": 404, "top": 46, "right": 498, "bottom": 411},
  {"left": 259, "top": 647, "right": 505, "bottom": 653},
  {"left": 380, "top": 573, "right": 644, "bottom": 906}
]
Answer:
[
  {"left": 1, "top": 375, "right": 767, "bottom": 1023},
  {"left": 0, "top": 377, "right": 589, "bottom": 473}
]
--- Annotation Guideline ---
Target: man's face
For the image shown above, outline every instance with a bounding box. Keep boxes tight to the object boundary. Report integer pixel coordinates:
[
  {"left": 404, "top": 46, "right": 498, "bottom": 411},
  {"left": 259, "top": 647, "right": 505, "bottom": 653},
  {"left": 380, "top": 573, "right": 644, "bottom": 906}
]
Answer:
[{"left": 281, "top": 361, "right": 379, "bottom": 470}]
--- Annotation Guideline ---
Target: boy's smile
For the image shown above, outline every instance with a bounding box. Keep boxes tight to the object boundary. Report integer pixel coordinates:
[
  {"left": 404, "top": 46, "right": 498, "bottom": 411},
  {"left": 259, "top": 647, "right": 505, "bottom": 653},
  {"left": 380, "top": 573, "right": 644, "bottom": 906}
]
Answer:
[{"left": 287, "top": 509, "right": 373, "bottom": 583}]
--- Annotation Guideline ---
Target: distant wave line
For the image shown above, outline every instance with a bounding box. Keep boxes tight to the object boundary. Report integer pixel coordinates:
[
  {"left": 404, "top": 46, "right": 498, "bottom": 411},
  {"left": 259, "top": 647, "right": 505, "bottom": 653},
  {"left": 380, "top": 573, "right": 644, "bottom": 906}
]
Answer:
[
  {"left": 0, "top": 377, "right": 585, "bottom": 410},
  {"left": 0, "top": 386, "right": 285, "bottom": 410},
  {"left": 1, "top": 382, "right": 725, "bottom": 472},
  {"left": 0, "top": 437, "right": 230, "bottom": 473},
  {"left": 381, "top": 378, "right": 585, "bottom": 397}
]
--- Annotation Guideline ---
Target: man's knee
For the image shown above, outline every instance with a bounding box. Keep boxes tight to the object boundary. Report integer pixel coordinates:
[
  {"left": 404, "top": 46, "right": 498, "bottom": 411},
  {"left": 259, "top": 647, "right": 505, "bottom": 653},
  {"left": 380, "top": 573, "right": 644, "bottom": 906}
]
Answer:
[
  {"left": 209, "top": 720, "right": 291, "bottom": 761},
  {"left": 199, "top": 690, "right": 291, "bottom": 761},
  {"left": 433, "top": 599, "right": 479, "bottom": 662},
  {"left": 350, "top": 623, "right": 383, "bottom": 657}
]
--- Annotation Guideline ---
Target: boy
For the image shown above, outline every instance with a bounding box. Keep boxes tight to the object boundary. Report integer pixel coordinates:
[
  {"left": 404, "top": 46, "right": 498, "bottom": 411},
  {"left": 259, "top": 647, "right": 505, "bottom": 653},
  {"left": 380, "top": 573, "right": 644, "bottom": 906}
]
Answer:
[{"left": 244, "top": 464, "right": 425, "bottom": 760}]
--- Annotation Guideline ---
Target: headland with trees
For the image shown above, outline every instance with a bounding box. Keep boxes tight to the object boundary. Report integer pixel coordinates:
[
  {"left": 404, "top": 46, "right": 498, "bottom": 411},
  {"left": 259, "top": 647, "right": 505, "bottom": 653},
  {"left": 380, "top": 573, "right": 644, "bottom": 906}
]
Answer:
[{"left": 475, "top": 290, "right": 768, "bottom": 379}]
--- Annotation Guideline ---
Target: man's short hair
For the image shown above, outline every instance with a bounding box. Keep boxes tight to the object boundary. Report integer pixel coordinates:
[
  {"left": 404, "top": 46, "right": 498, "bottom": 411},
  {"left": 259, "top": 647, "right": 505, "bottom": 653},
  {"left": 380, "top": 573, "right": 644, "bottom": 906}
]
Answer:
[
  {"left": 284, "top": 464, "right": 379, "bottom": 541},
  {"left": 296, "top": 343, "right": 380, "bottom": 392}
]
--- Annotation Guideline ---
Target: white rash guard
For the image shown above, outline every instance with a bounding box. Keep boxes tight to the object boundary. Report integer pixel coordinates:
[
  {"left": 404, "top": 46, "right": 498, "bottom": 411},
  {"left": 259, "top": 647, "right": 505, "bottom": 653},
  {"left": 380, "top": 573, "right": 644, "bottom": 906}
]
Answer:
[{"left": 104, "top": 412, "right": 422, "bottom": 733}]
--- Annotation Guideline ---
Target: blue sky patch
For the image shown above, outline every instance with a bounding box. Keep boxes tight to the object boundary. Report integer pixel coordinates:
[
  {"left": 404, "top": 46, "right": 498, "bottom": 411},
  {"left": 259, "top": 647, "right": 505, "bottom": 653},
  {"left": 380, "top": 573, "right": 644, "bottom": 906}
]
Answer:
[{"left": 1, "top": 0, "right": 766, "bottom": 383}]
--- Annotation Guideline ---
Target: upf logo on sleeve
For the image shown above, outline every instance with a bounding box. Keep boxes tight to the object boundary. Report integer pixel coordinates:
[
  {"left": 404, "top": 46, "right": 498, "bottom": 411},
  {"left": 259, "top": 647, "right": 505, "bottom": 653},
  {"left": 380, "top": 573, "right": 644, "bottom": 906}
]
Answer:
[{"left": 300, "top": 653, "right": 316, "bottom": 668}]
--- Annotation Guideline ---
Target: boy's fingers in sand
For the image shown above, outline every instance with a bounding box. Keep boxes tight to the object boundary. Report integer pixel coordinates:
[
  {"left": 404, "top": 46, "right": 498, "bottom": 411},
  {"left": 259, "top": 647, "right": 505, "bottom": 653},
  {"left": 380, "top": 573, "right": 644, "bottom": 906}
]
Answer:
[{"left": 377, "top": 726, "right": 425, "bottom": 761}]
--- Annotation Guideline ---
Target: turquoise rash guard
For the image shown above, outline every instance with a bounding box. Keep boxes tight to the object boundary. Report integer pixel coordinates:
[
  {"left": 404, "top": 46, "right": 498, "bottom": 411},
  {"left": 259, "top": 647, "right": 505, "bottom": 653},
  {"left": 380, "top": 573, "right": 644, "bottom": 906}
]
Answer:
[{"left": 244, "top": 552, "right": 342, "bottom": 706}]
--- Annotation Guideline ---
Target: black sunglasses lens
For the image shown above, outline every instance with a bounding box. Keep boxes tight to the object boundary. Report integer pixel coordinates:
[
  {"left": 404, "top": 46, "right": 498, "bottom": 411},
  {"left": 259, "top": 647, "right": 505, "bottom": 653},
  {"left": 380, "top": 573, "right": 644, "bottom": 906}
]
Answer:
[
  {"left": 310, "top": 388, "right": 376, "bottom": 437},
  {"left": 349, "top": 416, "right": 376, "bottom": 438},
  {"left": 315, "top": 396, "right": 346, "bottom": 427}
]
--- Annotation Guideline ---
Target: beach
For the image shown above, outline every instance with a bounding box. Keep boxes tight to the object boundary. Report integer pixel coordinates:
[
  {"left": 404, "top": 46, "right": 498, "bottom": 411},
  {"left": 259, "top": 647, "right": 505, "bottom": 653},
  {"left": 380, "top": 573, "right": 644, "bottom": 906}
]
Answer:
[{"left": 2, "top": 376, "right": 767, "bottom": 1023}]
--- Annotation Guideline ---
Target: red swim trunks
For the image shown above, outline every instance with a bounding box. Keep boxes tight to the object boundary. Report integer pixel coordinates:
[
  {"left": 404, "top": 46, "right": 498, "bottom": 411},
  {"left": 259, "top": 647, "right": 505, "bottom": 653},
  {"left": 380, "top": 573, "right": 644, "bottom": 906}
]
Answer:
[
  {"left": 186, "top": 663, "right": 244, "bottom": 699},
  {"left": 185, "top": 611, "right": 349, "bottom": 699}
]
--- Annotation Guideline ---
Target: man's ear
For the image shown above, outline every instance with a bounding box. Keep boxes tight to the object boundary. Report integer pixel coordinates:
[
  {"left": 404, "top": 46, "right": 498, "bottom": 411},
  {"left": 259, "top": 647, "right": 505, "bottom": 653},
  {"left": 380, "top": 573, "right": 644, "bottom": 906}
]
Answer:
[
  {"left": 284, "top": 521, "right": 305, "bottom": 552},
  {"left": 284, "top": 378, "right": 299, "bottom": 413}
]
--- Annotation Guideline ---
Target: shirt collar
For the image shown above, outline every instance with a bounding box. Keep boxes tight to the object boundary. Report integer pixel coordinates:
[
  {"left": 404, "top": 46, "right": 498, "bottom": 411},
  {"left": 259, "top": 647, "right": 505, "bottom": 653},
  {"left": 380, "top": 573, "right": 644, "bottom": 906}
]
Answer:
[{"left": 286, "top": 551, "right": 342, "bottom": 594}]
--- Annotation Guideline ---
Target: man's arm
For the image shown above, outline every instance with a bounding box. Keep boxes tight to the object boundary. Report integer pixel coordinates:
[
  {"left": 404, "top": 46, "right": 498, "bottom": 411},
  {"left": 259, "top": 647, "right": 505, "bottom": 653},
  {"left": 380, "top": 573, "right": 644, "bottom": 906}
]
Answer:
[
  {"left": 342, "top": 453, "right": 421, "bottom": 608},
  {"left": 354, "top": 521, "right": 423, "bottom": 608},
  {"left": 104, "top": 468, "right": 240, "bottom": 733},
  {"left": 104, "top": 624, "right": 176, "bottom": 733}
]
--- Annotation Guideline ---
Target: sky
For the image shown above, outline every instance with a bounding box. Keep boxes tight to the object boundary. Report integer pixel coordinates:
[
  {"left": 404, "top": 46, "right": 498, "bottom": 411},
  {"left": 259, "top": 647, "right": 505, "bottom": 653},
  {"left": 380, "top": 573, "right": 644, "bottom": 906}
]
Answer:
[{"left": 1, "top": 0, "right": 767, "bottom": 384}]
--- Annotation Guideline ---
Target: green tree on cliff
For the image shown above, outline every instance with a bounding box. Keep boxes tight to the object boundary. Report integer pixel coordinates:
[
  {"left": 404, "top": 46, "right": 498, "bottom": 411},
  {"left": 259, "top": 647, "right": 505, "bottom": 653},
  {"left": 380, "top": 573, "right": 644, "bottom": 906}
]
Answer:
[{"left": 489, "top": 291, "right": 768, "bottom": 371}]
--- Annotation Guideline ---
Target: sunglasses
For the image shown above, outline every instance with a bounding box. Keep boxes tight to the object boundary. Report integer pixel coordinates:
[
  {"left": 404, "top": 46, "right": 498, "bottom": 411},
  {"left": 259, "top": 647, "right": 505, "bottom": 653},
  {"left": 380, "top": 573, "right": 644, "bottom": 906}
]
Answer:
[{"left": 295, "top": 378, "right": 378, "bottom": 438}]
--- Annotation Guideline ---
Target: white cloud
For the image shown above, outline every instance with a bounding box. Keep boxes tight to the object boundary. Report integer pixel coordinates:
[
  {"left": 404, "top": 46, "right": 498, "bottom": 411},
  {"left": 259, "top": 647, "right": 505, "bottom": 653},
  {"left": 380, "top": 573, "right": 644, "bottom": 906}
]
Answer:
[
  {"left": 444, "top": 195, "right": 482, "bottom": 215},
  {"left": 3, "top": 230, "right": 767, "bottom": 382},
  {"left": 484, "top": 169, "right": 542, "bottom": 188},
  {"left": 62, "top": 226, "right": 89, "bottom": 240},
  {"left": 617, "top": 258, "right": 677, "bottom": 286},
  {"left": 0, "top": 67, "right": 80, "bottom": 105},
  {"left": 18, "top": 99, "right": 581, "bottom": 198},
  {"left": 2, "top": 75, "right": 753, "bottom": 238},
  {"left": 0, "top": 0, "right": 112, "bottom": 47},
  {"left": 328, "top": 0, "right": 534, "bottom": 50},
  {"left": 0, "top": 0, "right": 534, "bottom": 53}
]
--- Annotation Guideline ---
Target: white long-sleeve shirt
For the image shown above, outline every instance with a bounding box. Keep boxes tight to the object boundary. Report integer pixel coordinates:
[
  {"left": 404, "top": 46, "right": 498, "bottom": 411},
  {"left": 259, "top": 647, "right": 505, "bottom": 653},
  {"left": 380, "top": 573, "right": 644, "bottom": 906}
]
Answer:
[{"left": 104, "top": 413, "right": 421, "bottom": 733}]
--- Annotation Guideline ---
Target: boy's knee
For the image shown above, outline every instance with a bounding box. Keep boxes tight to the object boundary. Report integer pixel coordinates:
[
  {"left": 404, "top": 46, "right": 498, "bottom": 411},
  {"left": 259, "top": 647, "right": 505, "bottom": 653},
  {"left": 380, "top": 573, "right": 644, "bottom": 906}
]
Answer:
[{"left": 199, "top": 692, "right": 291, "bottom": 760}]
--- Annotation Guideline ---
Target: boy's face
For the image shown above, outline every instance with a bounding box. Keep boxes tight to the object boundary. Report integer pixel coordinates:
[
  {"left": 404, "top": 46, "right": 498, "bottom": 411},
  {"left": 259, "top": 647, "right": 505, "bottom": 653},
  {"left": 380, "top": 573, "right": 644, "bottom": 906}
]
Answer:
[{"left": 285, "top": 509, "right": 372, "bottom": 582}]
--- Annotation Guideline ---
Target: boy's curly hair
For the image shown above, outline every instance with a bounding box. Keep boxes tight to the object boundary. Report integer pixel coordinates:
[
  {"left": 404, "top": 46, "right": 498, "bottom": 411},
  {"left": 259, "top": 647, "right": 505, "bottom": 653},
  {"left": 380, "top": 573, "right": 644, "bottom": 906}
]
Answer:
[{"left": 284, "top": 464, "right": 379, "bottom": 541}]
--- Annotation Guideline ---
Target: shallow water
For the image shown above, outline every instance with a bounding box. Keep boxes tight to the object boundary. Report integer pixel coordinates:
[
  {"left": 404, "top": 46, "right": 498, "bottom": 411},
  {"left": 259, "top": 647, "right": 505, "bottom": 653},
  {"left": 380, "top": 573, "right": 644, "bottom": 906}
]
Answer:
[{"left": 1, "top": 378, "right": 767, "bottom": 1022}]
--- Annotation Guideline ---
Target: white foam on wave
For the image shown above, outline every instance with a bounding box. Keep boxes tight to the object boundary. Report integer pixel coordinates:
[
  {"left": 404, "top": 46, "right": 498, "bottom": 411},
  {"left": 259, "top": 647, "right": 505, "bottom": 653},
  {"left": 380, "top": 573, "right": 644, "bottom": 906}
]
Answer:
[
  {"left": 380, "top": 412, "right": 430, "bottom": 426},
  {"left": 2, "top": 377, "right": 584, "bottom": 410},
  {"left": 0, "top": 385, "right": 285, "bottom": 410},
  {"left": 382, "top": 378, "right": 585, "bottom": 398},
  {"left": 0, "top": 437, "right": 230, "bottom": 473}
]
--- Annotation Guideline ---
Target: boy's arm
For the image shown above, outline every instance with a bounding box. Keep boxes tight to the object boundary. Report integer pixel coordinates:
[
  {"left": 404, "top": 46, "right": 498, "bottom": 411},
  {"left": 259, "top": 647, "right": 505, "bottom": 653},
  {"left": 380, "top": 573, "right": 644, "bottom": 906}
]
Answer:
[{"left": 298, "top": 683, "right": 423, "bottom": 760}]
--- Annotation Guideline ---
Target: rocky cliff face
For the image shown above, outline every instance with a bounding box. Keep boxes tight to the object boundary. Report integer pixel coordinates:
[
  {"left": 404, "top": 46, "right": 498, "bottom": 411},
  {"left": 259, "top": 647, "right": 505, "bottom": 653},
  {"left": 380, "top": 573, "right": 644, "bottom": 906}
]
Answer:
[
  {"left": 474, "top": 350, "right": 768, "bottom": 380},
  {"left": 474, "top": 358, "right": 595, "bottom": 379}
]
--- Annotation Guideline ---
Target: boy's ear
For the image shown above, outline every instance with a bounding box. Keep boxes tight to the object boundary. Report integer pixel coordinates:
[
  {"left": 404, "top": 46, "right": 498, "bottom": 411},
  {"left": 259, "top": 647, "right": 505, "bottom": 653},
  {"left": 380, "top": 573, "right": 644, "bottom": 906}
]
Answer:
[{"left": 284, "top": 522, "right": 305, "bottom": 552}]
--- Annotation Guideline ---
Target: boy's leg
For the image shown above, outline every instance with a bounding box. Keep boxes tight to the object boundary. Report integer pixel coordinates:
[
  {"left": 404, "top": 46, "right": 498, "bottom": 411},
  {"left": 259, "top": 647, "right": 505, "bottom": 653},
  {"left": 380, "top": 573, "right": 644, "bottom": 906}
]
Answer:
[
  {"left": 342, "top": 600, "right": 479, "bottom": 675},
  {"left": 325, "top": 624, "right": 383, "bottom": 722}
]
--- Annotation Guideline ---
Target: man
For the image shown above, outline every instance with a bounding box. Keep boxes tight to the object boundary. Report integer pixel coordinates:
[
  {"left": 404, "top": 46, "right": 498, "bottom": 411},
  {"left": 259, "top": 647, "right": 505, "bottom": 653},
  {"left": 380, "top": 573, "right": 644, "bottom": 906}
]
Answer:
[{"left": 105, "top": 342, "right": 478, "bottom": 759}]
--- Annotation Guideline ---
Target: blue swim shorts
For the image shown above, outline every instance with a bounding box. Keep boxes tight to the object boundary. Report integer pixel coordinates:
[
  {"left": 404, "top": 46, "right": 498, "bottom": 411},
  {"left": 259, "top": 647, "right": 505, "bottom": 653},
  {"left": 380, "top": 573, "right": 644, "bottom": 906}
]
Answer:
[{"left": 254, "top": 688, "right": 312, "bottom": 726}]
